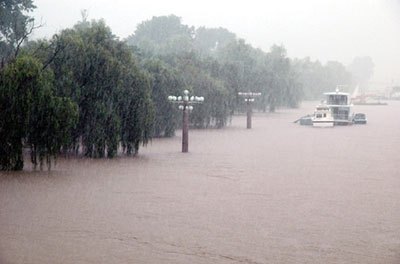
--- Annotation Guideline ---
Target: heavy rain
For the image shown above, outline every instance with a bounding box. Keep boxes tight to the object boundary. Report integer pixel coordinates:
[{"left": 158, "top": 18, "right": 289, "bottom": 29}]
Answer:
[{"left": 1, "top": 1, "right": 400, "bottom": 263}]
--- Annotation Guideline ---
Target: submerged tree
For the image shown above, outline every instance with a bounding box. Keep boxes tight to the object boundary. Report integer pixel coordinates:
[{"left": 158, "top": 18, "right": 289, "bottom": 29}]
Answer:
[
  {"left": 141, "top": 58, "right": 182, "bottom": 137},
  {"left": 163, "top": 52, "right": 231, "bottom": 128},
  {"left": 266, "top": 45, "right": 291, "bottom": 112},
  {"left": 39, "top": 19, "right": 154, "bottom": 157},
  {"left": 0, "top": 55, "right": 78, "bottom": 170}
]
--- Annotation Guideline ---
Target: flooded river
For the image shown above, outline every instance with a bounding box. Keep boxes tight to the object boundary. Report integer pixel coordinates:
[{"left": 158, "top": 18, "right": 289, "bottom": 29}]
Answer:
[{"left": 1, "top": 101, "right": 400, "bottom": 264}]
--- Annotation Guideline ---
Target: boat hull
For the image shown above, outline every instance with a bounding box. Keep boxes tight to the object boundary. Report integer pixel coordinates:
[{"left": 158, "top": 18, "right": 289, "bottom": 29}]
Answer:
[
  {"left": 334, "top": 120, "right": 352, "bottom": 126},
  {"left": 312, "top": 120, "right": 334, "bottom": 127}
]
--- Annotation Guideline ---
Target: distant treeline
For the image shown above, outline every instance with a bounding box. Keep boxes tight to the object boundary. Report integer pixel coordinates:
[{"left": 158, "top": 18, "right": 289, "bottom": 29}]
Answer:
[{"left": 0, "top": 2, "right": 352, "bottom": 170}]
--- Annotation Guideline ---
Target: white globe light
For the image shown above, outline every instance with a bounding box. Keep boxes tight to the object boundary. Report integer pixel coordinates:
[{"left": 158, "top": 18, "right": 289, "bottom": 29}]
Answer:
[
  {"left": 178, "top": 105, "right": 184, "bottom": 110},
  {"left": 178, "top": 96, "right": 182, "bottom": 101}
]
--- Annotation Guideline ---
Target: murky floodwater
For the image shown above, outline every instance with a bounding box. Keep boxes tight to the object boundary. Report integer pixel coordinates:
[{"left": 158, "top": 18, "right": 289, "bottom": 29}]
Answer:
[{"left": 1, "top": 101, "right": 400, "bottom": 264}]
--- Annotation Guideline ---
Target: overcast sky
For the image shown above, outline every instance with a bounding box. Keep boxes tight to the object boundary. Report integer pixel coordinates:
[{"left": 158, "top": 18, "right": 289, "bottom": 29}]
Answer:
[{"left": 32, "top": 0, "right": 400, "bottom": 88}]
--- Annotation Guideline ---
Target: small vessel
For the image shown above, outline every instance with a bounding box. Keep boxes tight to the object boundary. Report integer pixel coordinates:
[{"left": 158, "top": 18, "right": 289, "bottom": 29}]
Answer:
[
  {"left": 312, "top": 104, "right": 334, "bottom": 127},
  {"left": 296, "top": 86, "right": 354, "bottom": 127},
  {"left": 352, "top": 113, "right": 367, "bottom": 124}
]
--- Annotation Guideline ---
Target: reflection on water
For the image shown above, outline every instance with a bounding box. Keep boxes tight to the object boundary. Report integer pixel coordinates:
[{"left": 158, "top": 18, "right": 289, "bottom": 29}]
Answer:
[{"left": 1, "top": 102, "right": 400, "bottom": 264}]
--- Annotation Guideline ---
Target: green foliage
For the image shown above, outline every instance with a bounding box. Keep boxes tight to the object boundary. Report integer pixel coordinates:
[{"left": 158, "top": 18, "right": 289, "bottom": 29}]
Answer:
[
  {"left": 217, "top": 39, "right": 257, "bottom": 91},
  {"left": 165, "top": 52, "right": 230, "bottom": 128},
  {"left": 0, "top": 0, "right": 36, "bottom": 67},
  {"left": 293, "top": 57, "right": 351, "bottom": 100},
  {"left": 216, "top": 42, "right": 301, "bottom": 112},
  {"left": 0, "top": 55, "right": 78, "bottom": 170},
  {"left": 1, "top": 13, "right": 353, "bottom": 171},
  {"left": 126, "top": 15, "right": 194, "bottom": 56},
  {"left": 127, "top": 15, "right": 305, "bottom": 130},
  {"left": 265, "top": 45, "right": 292, "bottom": 111},
  {"left": 42, "top": 19, "right": 154, "bottom": 157},
  {"left": 141, "top": 58, "right": 182, "bottom": 137},
  {"left": 193, "top": 27, "right": 237, "bottom": 56},
  {"left": 27, "top": 84, "right": 79, "bottom": 169},
  {"left": 119, "top": 69, "right": 154, "bottom": 155}
]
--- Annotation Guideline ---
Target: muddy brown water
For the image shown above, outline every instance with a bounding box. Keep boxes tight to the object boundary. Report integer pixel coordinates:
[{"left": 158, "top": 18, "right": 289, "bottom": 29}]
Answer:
[{"left": 1, "top": 101, "right": 400, "bottom": 264}]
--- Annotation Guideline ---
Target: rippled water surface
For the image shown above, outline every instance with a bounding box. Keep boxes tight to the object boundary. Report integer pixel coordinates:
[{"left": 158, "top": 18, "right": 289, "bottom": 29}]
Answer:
[{"left": 1, "top": 101, "right": 400, "bottom": 264}]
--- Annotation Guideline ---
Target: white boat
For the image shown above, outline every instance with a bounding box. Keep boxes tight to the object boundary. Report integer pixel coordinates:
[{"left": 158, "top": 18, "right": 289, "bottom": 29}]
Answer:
[
  {"left": 324, "top": 87, "right": 353, "bottom": 125},
  {"left": 312, "top": 104, "right": 334, "bottom": 127}
]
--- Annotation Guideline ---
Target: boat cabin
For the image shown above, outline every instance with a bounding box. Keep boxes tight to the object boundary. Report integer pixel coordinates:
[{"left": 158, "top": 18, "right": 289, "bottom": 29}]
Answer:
[
  {"left": 326, "top": 94, "right": 349, "bottom": 105},
  {"left": 324, "top": 88, "right": 352, "bottom": 125},
  {"left": 312, "top": 104, "right": 334, "bottom": 127}
]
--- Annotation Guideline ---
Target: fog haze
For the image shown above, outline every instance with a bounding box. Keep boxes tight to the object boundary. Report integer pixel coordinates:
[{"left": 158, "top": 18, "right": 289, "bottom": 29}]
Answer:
[{"left": 32, "top": 0, "right": 400, "bottom": 87}]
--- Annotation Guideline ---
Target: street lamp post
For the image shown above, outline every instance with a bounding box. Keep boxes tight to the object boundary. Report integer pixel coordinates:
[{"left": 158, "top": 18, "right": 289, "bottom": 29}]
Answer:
[
  {"left": 238, "top": 92, "right": 261, "bottom": 129},
  {"left": 168, "top": 90, "right": 204, "bottom": 153}
]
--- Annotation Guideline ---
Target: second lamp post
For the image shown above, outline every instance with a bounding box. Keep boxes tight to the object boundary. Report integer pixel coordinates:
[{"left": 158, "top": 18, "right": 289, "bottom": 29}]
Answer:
[
  {"left": 238, "top": 92, "right": 261, "bottom": 129},
  {"left": 168, "top": 90, "right": 204, "bottom": 153}
]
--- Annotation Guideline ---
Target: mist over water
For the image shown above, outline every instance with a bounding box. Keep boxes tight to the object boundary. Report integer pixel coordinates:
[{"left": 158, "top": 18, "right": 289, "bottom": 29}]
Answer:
[{"left": 1, "top": 102, "right": 400, "bottom": 263}]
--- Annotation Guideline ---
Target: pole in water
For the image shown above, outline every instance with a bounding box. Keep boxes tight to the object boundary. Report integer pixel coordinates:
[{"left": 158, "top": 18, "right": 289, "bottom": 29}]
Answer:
[
  {"left": 182, "top": 105, "right": 189, "bottom": 152},
  {"left": 247, "top": 101, "right": 252, "bottom": 129},
  {"left": 168, "top": 90, "right": 204, "bottom": 153},
  {"left": 238, "top": 92, "right": 261, "bottom": 129}
]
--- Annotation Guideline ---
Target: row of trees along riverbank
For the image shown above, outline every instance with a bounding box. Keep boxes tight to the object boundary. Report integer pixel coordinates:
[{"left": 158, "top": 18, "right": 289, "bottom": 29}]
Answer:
[{"left": 0, "top": 2, "right": 352, "bottom": 171}]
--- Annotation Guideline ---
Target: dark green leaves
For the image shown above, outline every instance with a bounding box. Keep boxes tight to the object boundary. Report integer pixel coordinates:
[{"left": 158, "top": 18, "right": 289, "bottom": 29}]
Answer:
[
  {"left": 0, "top": 55, "right": 78, "bottom": 170},
  {"left": 49, "top": 20, "right": 154, "bottom": 158}
]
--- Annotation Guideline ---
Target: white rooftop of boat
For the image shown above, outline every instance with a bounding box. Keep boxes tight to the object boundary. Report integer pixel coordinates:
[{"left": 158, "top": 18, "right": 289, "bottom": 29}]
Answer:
[
  {"left": 324, "top": 87, "right": 349, "bottom": 96},
  {"left": 324, "top": 91, "right": 349, "bottom": 96}
]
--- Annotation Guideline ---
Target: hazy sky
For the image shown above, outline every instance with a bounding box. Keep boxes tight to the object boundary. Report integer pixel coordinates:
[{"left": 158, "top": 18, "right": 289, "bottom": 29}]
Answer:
[{"left": 32, "top": 0, "right": 400, "bottom": 87}]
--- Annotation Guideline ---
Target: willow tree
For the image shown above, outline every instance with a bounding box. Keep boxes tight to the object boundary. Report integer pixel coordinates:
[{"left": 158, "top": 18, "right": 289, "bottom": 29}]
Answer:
[
  {"left": 164, "top": 52, "right": 231, "bottom": 128},
  {"left": 0, "top": 55, "right": 78, "bottom": 170},
  {"left": 141, "top": 58, "right": 182, "bottom": 137},
  {"left": 127, "top": 15, "right": 234, "bottom": 130},
  {"left": 216, "top": 39, "right": 264, "bottom": 113},
  {"left": 42, "top": 19, "right": 154, "bottom": 157}
]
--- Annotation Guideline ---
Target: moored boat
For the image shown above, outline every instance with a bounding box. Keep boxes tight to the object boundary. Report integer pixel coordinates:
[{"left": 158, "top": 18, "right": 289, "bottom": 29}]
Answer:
[
  {"left": 312, "top": 104, "right": 334, "bottom": 127},
  {"left": 324, "top": 88, "right": 353, "bottom": 125}
]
